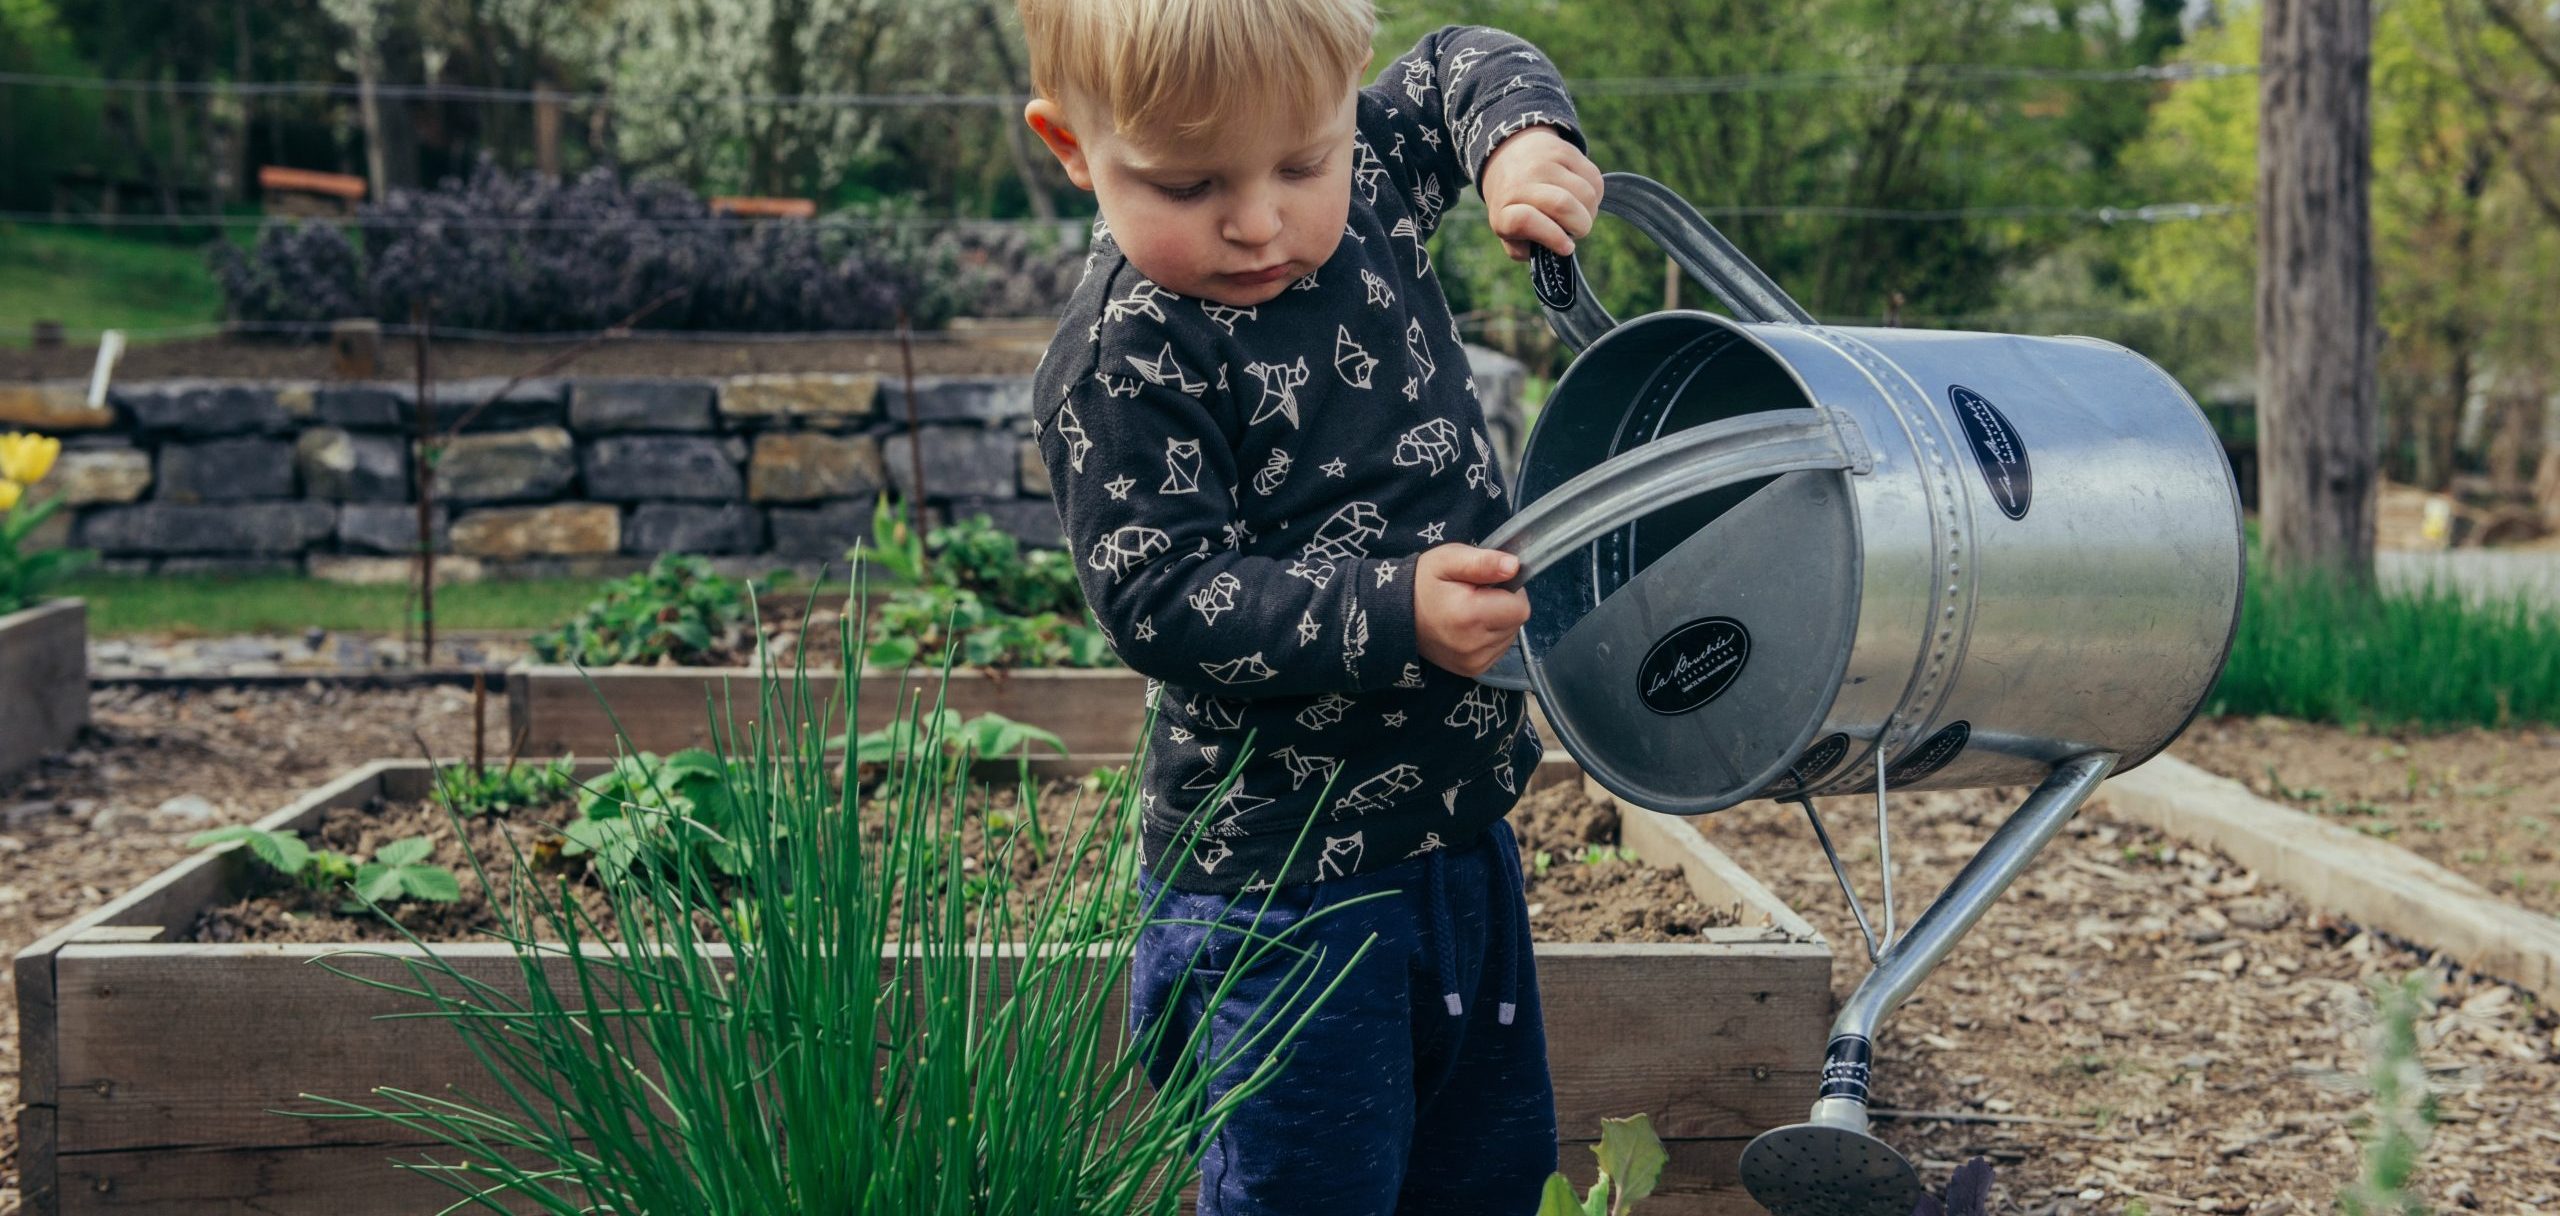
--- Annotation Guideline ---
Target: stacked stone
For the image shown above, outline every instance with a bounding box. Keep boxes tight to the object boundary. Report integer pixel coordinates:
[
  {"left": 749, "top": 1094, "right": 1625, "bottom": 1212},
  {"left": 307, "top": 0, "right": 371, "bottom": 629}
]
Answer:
[{"left": 0, "top": 348, "right": 1527, "bottom": 578}]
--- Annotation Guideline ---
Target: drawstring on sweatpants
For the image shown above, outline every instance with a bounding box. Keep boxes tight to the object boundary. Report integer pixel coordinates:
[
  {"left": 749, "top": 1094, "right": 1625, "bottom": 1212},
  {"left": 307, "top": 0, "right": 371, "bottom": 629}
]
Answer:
[
  {"left": 1424, "top": 847, "right": 1463, "bottom": 1016},
  {"left": 1491, "top": 825, "right": 1524, "bottom": 1026}
]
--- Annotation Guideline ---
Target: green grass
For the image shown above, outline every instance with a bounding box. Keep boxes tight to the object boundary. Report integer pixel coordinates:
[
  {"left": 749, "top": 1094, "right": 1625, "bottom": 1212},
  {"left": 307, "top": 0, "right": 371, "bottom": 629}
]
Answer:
[
  {"left": 62, "top": 574, "right": 614, "bottom": 637},
  {"left": 0, "top": 224, "right": 229, "bottom": 345},
  {"left": 2209, "top": 561, "right": 2560, "bottom": 730}
]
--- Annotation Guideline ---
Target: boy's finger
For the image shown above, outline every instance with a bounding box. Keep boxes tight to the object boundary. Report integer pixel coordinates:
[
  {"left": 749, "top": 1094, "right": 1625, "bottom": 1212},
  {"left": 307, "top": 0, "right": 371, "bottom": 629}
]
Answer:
[
  {"left": 1437, "top": 545, "right": 1521, "bottom": 585},
  {"left": 1493, "top": 203, "right": 1574, "bottom": 257},
  {"left": 1529, "top": 181, "right": 1596, "bottom": 238}
]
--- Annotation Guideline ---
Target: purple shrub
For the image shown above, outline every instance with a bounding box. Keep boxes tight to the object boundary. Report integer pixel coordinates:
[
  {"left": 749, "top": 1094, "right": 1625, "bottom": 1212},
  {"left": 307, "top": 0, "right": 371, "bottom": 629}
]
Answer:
[{"left": 209, "top": 156, "right": 1084, "bottom": 335}]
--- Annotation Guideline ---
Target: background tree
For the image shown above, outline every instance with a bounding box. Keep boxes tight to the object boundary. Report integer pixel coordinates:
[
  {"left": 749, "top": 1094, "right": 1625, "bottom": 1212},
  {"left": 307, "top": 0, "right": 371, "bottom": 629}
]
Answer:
[{"left": 2256, "top": 0, "right": 2378, "bottom": 576}]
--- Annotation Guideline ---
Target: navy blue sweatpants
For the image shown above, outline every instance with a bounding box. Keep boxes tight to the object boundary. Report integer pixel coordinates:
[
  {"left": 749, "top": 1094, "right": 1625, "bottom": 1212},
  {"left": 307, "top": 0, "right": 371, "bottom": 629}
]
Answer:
[{"left": 1128, "top": 819, "right": 1557, "bottom": 1216}]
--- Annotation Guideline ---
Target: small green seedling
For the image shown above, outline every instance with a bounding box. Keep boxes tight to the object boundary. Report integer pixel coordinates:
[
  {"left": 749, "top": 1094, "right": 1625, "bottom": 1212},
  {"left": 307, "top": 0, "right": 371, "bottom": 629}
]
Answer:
[
  {"left": 435, "top": 758, "right": 577, "bottom": 817},
  {"left": 347, "top": 837, "right": 464, "bottom": 913},
  {"left": 187, "top": 827, "right": 461, "bottom": 915},
  {"left": 1537, "top": 1113, "right": 1666, "bottom": 1216}
]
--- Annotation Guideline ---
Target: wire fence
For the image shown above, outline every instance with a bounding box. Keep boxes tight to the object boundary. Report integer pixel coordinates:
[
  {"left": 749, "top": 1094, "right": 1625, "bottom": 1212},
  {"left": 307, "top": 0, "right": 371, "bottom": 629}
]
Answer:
[
  {"left": 0, "top": 201, "right": 2249, "bottom": 232},
  {"left": 0, "top": 61, "right": 2258, "bottom": 107},
  {"left": 17, "top": 303, "right": 2257, "bottom": 347}
]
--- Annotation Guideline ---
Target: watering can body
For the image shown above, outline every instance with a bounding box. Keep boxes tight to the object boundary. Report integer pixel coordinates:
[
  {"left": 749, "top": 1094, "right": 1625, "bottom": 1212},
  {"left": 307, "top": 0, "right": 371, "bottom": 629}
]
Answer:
[{"left": 1488, "top": 177, "right": 2245, "bottom": 815}]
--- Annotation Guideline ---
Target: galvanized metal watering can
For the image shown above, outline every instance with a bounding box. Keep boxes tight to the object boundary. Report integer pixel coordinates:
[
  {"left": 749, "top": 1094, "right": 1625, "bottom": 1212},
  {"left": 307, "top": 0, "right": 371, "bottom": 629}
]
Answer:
[{"left": 1474, "top": 174, "right": 2244, "bottom": 1216}]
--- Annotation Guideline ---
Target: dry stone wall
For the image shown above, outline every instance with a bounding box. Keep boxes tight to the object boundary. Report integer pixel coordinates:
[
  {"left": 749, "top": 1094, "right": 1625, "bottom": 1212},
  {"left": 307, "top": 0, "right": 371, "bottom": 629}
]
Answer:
[{"left": 0, "top": 347, "right": 1527, "bottom": 580}]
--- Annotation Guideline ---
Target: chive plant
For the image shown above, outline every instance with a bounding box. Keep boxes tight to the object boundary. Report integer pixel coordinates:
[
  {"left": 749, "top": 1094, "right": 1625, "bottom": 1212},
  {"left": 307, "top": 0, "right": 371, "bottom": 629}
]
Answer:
[{"left": 291, "top": 562, "right": 1376, "bottom": 1213}]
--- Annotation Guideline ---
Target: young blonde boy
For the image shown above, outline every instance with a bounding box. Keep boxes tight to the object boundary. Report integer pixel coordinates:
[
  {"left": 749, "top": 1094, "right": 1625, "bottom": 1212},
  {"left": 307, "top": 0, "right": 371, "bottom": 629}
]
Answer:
[{"left": 1019, "top": 2, "right": 1600, "bottom": 1210}]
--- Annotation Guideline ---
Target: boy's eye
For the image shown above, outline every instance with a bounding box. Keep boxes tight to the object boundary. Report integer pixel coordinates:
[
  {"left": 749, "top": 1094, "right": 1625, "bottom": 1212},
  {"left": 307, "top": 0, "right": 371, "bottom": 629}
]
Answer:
[
  {"left": 1156, "top": 181, "right": 1210, "bottom": 202},
  {"left": 1284, "top": 158, "right": 1330, "bottom": 180}
]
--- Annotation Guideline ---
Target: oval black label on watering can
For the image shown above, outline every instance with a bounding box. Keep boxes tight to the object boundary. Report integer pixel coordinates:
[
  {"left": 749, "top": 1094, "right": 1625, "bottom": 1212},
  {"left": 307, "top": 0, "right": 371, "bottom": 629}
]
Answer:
[
  {"left": 1531, "top": 248, "right": 1578, "bottom": 311},
  {"left": 1886, "top": 720, "right": 1971, "bottom": 785},
  {"left": 1761, "top": 732, "right": 1852, "bottom": 797},
  {"left": 1637, "top": 617, "right": 1750, "bottom": 715},
  {"left": 1947, "top": 385, "right": 2032, "bottom": 520}
]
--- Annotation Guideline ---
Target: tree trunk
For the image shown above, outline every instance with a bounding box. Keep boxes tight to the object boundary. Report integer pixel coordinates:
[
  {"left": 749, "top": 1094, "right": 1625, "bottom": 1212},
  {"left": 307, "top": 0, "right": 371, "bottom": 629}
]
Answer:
[
  {"left": 974, "top": 0, "right": 1055, "bottom": 221},
  {"left": 2256, "top": 0, "right": 2378, "bottom": 578}
]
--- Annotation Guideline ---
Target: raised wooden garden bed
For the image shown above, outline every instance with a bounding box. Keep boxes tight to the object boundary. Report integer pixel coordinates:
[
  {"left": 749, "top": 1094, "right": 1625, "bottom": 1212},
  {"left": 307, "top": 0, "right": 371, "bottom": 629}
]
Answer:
[
  {"left": 13, "top": 757, "right": 1828, "bottom": 1215},
  {"left": 0, "top": 599, "right": 88, "bottom": 780}
]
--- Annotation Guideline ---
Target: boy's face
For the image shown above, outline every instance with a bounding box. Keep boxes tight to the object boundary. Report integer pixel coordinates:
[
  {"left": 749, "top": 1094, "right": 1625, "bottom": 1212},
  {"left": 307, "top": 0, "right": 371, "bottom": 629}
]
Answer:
[{"left": 1028, "top": 81, "right": 1362, "bottom": 308}]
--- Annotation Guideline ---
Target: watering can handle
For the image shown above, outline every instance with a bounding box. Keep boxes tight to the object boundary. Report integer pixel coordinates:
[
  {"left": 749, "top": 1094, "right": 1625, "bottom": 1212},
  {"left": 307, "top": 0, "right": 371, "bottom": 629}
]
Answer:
[
  {"left": 1470, "top": 405, "right": 1867, "bottom": 691},
  {"left": 1482, "top": 405, "right": 1871, "bottom": 592},
  {"left": 1528, "top": 173, "right": 1815, "bottom": 351}
]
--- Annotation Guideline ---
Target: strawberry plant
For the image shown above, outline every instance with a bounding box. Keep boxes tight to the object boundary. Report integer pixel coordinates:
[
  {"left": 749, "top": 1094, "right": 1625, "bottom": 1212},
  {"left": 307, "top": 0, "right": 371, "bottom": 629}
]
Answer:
[
  {"left": 860, "top": 497, "right": 1113, "bottom": 670},
  {"left": 559, "top": 748, "right": 749, "bottom": 881},
  {"left": 433, "top": 758, "right": 577, "bottom": 817},
  {"left": 186, "top": 827, "right": 462, "bottom": 915},
  {"left": 1538, "top": 1114, "right": 1666, "bottom": 1216},
  {"left": 530, "top": 555, "right": 759, "bottom": 668}
]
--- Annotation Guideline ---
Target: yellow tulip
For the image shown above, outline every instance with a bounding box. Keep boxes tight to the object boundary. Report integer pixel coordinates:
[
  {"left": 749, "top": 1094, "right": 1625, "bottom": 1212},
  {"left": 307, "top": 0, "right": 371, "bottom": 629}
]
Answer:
[
  {"left": 0, "top": 432, "right": 61, "bottom": 486},
  {"left": 0, "top": 479, "right": 21, "bottom": 512}
]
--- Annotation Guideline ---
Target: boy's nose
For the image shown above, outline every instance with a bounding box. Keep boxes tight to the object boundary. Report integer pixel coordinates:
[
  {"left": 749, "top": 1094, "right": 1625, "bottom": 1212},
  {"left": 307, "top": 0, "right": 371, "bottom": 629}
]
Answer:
[{"left": 1223, "top": 195, "right": 1284, "bottom": 248}]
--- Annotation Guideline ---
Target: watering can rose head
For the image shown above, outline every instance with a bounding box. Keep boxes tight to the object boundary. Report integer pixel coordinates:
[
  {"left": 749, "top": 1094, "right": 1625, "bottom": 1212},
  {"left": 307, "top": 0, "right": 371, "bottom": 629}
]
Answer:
[{"left": 0, "top": 432, "right": 63, "bottom": 509}]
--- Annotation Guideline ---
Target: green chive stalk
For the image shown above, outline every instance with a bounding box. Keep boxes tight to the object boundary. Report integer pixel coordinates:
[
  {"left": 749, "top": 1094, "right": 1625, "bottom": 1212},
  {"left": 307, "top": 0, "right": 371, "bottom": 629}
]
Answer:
[{"left": 290, "top": 556, "right": 1375, "bottom": 1213}]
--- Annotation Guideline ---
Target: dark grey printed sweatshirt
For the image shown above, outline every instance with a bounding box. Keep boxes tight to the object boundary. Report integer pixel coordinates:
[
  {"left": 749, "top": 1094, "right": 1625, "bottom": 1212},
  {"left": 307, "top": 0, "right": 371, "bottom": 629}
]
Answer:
[{"left": 1030, "top": 26, "right": 1582, "bottom": 894}]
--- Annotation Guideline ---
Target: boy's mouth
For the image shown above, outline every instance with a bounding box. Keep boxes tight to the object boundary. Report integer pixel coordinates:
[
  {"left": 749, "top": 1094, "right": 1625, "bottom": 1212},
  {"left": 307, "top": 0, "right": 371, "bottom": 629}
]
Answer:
[{"left": 1226, "top": 263, "right": 1295, "bottom": 286}]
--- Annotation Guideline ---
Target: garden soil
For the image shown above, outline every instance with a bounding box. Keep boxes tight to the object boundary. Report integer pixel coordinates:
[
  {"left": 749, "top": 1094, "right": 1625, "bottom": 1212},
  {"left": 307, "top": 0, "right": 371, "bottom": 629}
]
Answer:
[
  {"left": 181, "top": 771, "right": 1736, "bottom": 948},
  {"left": 2174, "top": 715, "right": 2560, "bottom": 917},
  {"left": 5, "top": 690, "right": 2555, "bottom": 1213}
]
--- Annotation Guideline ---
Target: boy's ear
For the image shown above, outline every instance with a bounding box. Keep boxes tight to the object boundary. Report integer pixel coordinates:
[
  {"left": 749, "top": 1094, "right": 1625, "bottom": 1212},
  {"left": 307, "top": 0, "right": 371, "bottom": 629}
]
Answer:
[{"left": 1025, "top": 98, "right": 1094, "bottom": 191}]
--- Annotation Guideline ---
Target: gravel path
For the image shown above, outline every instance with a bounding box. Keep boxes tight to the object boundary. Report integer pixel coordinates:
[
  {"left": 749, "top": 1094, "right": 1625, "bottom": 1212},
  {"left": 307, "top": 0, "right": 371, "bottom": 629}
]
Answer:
[{"left": 1695, "top": 781, "right": 2560, "bottom": 1215}]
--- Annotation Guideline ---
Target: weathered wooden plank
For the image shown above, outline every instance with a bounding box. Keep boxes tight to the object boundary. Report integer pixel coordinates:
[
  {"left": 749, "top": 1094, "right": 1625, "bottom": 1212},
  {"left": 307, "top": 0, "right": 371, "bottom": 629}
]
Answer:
[
  {"left": 2106, "top": 756, "right": 2560, "bottom": 1006},
  {"left": 506, "top": 664, "right": 1158, "bottom": 756},
  {"left": 1556, "top": 1136, "right": 1760, "bottom": 1216},
  {"left": 49, "top": 1134, "right": 1761, "bottom": 1216},
  {"left": 0, "top": 598, "right": 89, "bottom": 780},
  {"left": 52, "top": 932, "right": 1821, "bottom": 1153}
]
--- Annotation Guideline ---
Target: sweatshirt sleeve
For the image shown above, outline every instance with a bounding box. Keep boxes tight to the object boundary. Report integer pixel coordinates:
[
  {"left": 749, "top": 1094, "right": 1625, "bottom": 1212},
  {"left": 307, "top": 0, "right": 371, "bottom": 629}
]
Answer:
[
  {"left": 1034, "top": 282, "right": 1421, "bottom": 698},
  {"left": 1362, "top": 25, "right": 1587, "bottom": 244}
]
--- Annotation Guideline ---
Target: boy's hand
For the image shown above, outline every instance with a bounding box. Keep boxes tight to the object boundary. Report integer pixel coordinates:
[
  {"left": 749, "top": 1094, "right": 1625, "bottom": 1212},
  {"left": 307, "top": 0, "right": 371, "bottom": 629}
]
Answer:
[
  {"left": 1415, "top": 543, "right": 1531, "bottom": 677},
  {"left": 1479, "top": 126, "right": 1603, "bottom": 261}
]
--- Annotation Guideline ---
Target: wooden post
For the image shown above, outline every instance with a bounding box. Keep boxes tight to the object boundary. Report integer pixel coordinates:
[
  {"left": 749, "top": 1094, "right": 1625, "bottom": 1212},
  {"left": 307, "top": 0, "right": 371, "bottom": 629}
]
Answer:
[
  {"left": 412, "top": 303, "right": 437, "bottom": 668},
  {"left": 331, "top": 318, "right": 381, "bottom": 378},
  {"left": 2256, "top": 0, "right": 2378, "bottom": 578},
  {"left": 534, "top": 83, "right": 562, "bottom": 181},
  {"left": 1663, "top": 255, "right": 1680, "bottom": 312}
]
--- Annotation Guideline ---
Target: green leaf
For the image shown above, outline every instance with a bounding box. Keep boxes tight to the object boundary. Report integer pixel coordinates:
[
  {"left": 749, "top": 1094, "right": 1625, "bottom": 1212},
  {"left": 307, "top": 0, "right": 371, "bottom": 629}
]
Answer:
[
  {"left": 354, "top": 863, "right": 405, "bottom": 904},
  {"left": 376, "top": 836, "right": 433, "bottom": 868},
  {"left": 188, "top": 825, "right": 312, "bottom": 875},
  {"left": 1535, "top": 1172, "right": 1585, "bottom": 1216},
  {"left": 400, "top": 865, "right": 463, "bottom": 902},
  {"left": 1593, "top": 1114, "right": 1666, "bottom": 1211},
  {"left": 867, "top": 636, "right": 920, "bottom": 668}
]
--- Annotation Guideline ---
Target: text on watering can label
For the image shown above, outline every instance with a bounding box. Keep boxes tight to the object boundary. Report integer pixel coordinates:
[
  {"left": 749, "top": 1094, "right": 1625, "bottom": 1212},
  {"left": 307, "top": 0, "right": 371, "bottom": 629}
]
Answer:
[
  {"left": 1887, "top": 720, "right": 1972, "bottom": 785},
  {"left": 1760, "top": 731, "right": 1853, "bottom": 797},
  {"left": 1948, "top": 385, "right": 2033, "bottom": 520},
  {"left": 1637, "top": 617, "right": 1750, "bottom": 714}
]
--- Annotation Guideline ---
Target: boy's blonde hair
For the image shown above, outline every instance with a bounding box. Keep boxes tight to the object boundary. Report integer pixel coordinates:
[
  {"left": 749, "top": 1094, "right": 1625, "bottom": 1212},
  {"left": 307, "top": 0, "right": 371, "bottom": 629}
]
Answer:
[{"left": 1018, "top": 0, "right": 1375, "bottom": 147}]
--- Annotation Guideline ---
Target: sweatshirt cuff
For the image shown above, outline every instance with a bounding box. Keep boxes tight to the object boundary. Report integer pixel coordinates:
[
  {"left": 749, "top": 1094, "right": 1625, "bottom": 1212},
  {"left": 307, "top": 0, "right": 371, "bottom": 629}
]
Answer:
[
  {"left": 1465, "top": 97, "right": 1586, "bottom": 185},
  {"left": 1344, "top": 555, "right": 1422, "bottom": 693}
]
